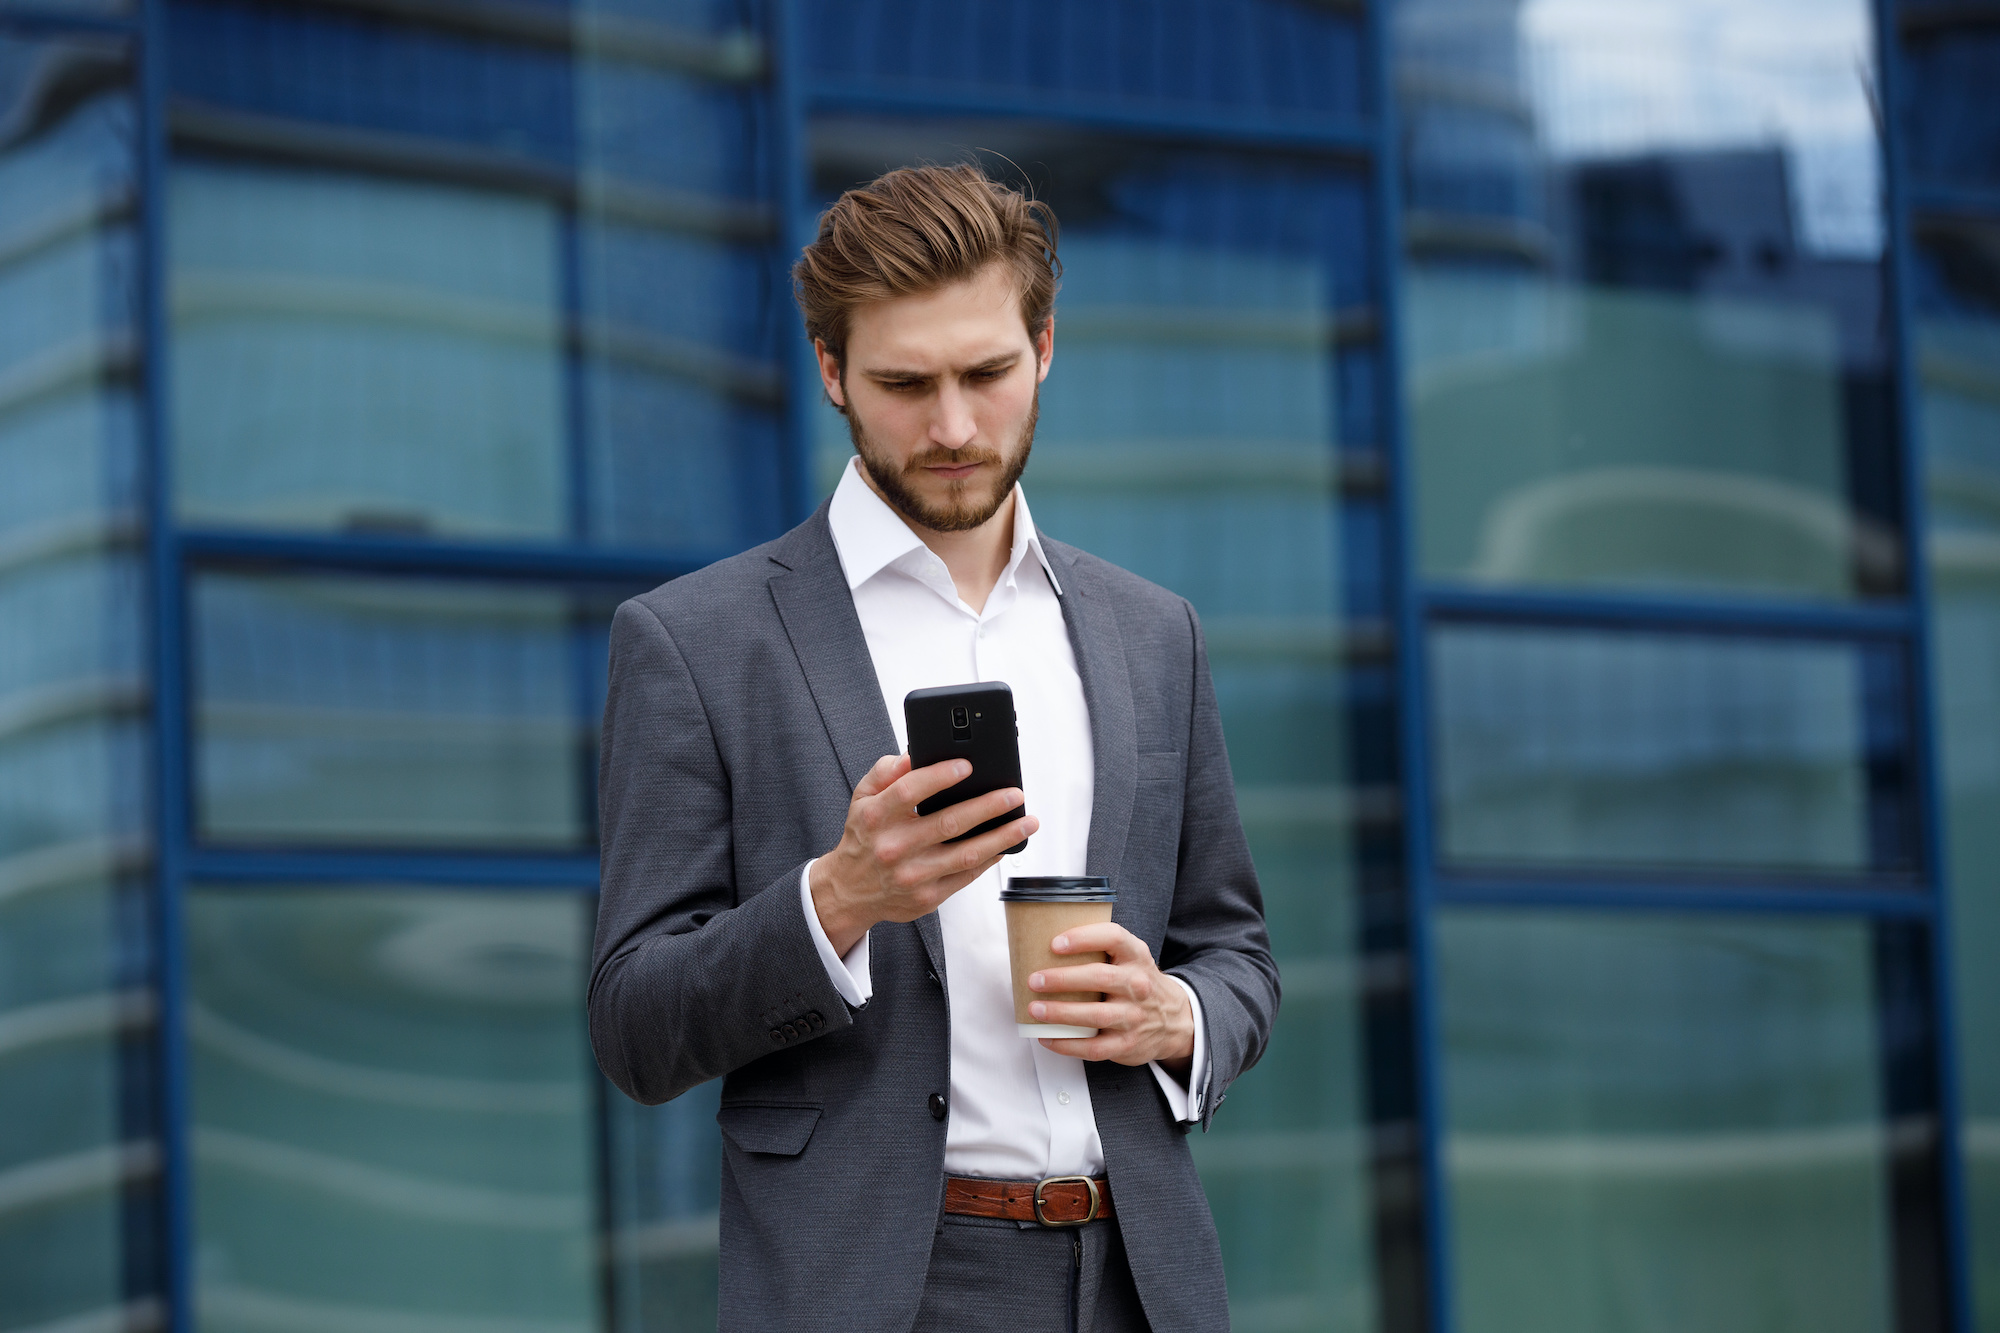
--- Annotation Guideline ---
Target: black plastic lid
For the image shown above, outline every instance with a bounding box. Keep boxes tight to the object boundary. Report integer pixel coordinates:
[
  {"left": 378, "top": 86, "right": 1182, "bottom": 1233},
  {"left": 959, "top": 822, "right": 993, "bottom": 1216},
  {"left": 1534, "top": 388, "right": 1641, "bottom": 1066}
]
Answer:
[{"left": 1001, "top": 876, "right": 1114, "bottom": 902}]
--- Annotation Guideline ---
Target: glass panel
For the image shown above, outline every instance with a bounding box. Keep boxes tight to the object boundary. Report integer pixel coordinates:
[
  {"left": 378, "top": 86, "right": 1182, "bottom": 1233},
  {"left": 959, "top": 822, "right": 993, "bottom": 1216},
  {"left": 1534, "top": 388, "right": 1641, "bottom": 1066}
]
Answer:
[
  {"left": 1900, "top": 21, "right": 2000, "bottom": 195},
  {"left": 803, "top": 0, "right": 1365, "bottom": 124},
  {"left": 573, "top": 22, "right": 787, "bottom": 551},
  {"left": 165, "top": 6, "right": 788, "bottom": 554},
  {"left": 809, "top": 124, "right": 1383, "bottom": 1332},
  {"left": 167, "top": 0, "right": 575, "bottom": 163},
  {"left": 171, "top": 163, "right": 568, "bottom": 539},
  {"left": 1438, "top": 910, "right": 1895, "bottom": 1333},
  {"left": 190, "top": 886, "right": 597, "bottom": 1331},
  {"left": 192, "top": 572, "right": 609, "bottom": 849},
  {"left": 605, "top": 1083, "right": 722, "bottom": 1333},
  {"left": 0, "top": 34, "right": 151, "bottom": 1331},
  {"left": 1397, "top": 0, "right": 1897, "bottom": 600},
  {"left": 1431, "top": 623, "right": 1911, "bottom": 874},
  {"left": 1915, "top": 219, "right": 2000, "bottom": 1332}
]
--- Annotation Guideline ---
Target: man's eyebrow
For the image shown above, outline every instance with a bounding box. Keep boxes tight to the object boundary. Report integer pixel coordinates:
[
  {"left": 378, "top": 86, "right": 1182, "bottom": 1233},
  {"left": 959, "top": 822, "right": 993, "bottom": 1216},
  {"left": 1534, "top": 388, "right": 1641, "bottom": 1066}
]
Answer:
[{"left": 861, "top": 352, "right": 1022, "bottom": 381}]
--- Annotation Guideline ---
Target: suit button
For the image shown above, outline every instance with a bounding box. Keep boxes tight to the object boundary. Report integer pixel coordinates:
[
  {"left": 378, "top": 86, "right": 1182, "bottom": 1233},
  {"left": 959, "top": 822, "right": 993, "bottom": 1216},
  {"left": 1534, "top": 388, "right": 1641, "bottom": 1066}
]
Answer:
[
  {"left": 769, "top": 1029, "right": 784, "bottom": 1044},
  {"left": 782, "top": 1023, "right": 798, "bottom": 1039},
  {"left": 806, "top": 1011, "right": 823, "bottom": 1027},
  {"left": 928, "top": 1093, "right": 947, "bottom": 1121}
]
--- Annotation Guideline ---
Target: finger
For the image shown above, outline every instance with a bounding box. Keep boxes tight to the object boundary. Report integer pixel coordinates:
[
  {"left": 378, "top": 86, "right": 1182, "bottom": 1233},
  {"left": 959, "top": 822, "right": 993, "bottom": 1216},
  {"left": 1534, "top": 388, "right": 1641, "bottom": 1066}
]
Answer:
[
  {"left": 1028, "top": 998, "right": 1128, "bottom": 1029},
  {"left": 1029, "top": 963, "right": 1129, "bottom": 996},
  {"left": 853, "top": 753, "right": 911, "bottom": 801},
  {"left": 909, "top": 787, "right": 1025, "bottom": 846},
  {"left": 1050, "top": 922, "right": 1146, "bottom": 963},
  {"left": 903, "top": 814, "right": 1039, "bottom": 880},
  {"left": 883, "top": 757, "right": 974, "bottom": 811},
  {"left": 1038, "top": 1034, "right": 1132, "bottom": 1063}
]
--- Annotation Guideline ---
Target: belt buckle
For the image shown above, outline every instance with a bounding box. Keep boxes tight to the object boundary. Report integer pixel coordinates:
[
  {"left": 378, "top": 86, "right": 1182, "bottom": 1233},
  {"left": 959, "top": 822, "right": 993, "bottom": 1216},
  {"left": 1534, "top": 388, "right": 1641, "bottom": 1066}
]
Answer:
[{"left": 1033, "top": 1175, "right": 1100, "bottom": 1227}]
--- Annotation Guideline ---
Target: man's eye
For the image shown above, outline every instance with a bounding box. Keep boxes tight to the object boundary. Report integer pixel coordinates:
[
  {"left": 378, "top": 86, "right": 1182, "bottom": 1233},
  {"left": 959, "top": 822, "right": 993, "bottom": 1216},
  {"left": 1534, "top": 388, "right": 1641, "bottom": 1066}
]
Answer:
[
  {"left": 884, "top": 380, "right": 924, "bottom": 392},
  {"left": 972, "top": 368, "right": 1006, "bottom": 382}
]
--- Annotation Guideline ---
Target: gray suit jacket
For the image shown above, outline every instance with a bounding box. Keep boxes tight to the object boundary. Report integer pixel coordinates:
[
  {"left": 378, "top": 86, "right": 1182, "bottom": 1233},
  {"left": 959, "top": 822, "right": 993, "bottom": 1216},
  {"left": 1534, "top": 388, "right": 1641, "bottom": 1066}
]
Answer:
[{"left": 589, "top": 501, "right": 1279, "bottom": 1331}]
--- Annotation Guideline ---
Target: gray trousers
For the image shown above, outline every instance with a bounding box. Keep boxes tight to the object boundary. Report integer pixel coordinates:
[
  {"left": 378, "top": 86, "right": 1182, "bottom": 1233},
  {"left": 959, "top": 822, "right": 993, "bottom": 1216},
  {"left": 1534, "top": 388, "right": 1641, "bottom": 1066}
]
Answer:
[{"left": 911, "top": 1211, "right": 1151, "bottom": 1333}]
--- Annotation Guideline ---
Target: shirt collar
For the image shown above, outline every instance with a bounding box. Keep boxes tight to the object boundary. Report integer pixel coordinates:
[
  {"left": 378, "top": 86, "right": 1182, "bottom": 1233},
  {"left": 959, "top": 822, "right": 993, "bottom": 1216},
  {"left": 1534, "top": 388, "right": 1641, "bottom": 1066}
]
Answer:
[{"left": 826, "top": 456, "right": 1063, "bottom": 597}]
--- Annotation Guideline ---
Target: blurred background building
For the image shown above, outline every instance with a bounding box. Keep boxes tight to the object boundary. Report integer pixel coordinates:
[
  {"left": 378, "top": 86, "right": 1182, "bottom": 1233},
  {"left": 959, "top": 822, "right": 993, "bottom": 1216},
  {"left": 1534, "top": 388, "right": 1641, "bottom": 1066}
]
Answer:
[{"left": 0, "top": 0, "right": 1996, "bottom": 1330}]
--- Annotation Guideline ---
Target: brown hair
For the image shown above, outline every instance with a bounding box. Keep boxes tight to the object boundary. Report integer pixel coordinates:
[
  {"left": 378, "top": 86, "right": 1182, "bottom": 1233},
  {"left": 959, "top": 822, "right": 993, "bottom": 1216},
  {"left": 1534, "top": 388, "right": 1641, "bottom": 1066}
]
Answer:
[{"left": 793, "top": 163, "right": 1061, "bottom": 385}]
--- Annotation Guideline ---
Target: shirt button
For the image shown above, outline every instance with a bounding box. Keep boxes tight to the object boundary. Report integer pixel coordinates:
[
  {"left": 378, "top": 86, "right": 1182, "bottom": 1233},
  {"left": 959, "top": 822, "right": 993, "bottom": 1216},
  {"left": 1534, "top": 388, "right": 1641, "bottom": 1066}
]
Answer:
[
  {"left": 929, "top": 1093, "right": 948, "bottom": 1121},
  {"left": 1057, "top": 1090, "right": 1071, "bottom": 1106}
]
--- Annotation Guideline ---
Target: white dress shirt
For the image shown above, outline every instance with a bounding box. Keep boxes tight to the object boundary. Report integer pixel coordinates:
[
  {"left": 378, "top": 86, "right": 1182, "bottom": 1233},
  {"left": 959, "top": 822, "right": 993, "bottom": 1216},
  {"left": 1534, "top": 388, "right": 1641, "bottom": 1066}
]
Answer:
[{"left": 798, "top": 458, "right": 1207, "bottom": 1180}]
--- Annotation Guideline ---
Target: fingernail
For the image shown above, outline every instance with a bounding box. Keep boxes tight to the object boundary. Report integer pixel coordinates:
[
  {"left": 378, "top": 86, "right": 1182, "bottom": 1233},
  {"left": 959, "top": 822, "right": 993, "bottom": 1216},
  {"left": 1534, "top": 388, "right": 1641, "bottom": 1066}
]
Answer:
[
  {"left": 1052, "top": 935, "right": 1068, "bottom": 951},
  {"left": 1030, "top": 973, "right": 1044, "bottom": 990},
  {"left": 1029, "top": 1002, "right": 1046, "bottom": 1019}
]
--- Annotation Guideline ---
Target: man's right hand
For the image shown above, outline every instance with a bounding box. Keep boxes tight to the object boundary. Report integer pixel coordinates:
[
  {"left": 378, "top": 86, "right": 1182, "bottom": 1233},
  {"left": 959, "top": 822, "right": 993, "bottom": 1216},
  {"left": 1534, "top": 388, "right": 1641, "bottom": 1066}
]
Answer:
[{"left": 809, "top": 753, "right": 1037, "bottom": 957}]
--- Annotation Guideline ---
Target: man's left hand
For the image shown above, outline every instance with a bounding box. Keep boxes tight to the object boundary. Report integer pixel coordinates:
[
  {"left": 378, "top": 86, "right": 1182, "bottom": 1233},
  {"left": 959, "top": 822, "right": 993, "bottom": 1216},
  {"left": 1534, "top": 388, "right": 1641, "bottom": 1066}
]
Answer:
[{"left": 1028, "top": 923, "right": 1194, "bottom": 1079}]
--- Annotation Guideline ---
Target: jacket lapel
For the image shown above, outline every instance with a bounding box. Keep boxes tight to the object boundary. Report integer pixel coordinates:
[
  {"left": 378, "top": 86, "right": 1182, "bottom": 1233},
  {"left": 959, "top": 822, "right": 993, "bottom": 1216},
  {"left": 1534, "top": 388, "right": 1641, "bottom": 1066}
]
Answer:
[
  {"left": 1046, "top": 541, "right": 1139, "bottom": 896},
  {"left": 766, "top": 504, "right": 948, "bottom": 980}
]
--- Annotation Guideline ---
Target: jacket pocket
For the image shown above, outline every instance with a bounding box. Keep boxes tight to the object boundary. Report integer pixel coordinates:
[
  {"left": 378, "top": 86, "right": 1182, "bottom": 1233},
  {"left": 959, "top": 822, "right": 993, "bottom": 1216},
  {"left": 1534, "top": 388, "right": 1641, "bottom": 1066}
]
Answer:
[
  {"left": 1137, "top": 749, "right": 1185, "bottom": 785},
  {"left": 717, "top": 1102, "right": 822, "bottom": 1157}
]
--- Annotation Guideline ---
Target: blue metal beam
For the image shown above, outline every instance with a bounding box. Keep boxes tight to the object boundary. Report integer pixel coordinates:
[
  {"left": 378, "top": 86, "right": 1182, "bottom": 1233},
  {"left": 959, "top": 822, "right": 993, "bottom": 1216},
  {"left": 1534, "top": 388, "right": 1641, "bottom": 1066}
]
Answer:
[
  {"left": 1433, "top": 875, "right": 1936, "bottom": 919},
  {"left": 186, "top": 847, "right": 601, "bottom": 890},
  {"left": 1422, "top": 583, "right": 1919, "bottom": 638},
  {"left": 0, "top": 7, "right": 140, "bottom": 33},
  {"left": 175, "top": 528, "right": 715, "bottom": 585},
  {"left": 804, "top": 80, "right": 1378, "bottom": 158},
  {"left": 136, "top": 0, "right": 193, "bottom": 1321},
  {"left": 1368, "top": 0, "right": 1453, "bottom": 1322},
  {"left": 1910, "top": 181, "right": 2000, "bottom": 223},
  {"left": 1878, "top": 0, "right": 1975, "bottom": 1326}
]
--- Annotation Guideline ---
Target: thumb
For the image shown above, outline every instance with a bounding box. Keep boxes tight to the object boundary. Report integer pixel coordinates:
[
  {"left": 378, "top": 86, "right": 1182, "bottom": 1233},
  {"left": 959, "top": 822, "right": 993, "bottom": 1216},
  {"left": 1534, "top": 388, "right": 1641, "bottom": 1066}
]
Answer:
[{"left": 854, "top": 753, "right": 910, "bottom": 800}]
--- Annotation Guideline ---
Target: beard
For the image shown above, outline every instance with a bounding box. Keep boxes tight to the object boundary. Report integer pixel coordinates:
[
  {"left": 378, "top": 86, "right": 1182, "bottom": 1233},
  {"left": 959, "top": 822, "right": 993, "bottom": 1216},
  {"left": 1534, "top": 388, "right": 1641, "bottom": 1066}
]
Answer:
[{"left": 849, "top": 391, "right": 1037, "bottom": 534}]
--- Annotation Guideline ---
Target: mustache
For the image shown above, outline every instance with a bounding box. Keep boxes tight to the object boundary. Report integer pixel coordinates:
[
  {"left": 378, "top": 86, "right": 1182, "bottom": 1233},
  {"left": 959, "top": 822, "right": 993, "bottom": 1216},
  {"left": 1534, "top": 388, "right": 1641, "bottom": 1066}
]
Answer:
[{"left": 904, "top": 447, "right": 1004, "bottom": 473}]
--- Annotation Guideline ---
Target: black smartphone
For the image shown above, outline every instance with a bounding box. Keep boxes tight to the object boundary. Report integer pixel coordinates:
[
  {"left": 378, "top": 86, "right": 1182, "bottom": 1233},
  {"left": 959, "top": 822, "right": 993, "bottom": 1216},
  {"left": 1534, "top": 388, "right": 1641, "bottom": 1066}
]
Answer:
[{"left": 904, "top": 682, "right": 1029, "bottom": 856}]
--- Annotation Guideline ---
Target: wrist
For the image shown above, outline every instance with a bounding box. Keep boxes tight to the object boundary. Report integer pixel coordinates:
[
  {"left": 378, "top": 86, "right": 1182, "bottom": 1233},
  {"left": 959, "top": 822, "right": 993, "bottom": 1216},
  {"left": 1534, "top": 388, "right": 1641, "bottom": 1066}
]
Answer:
[
  {"left": 809, "top": 856, "right": 871, "bottom": 957},
  {"left": 1161, "top": 973, "right": 1196, "bottom": 1066}
]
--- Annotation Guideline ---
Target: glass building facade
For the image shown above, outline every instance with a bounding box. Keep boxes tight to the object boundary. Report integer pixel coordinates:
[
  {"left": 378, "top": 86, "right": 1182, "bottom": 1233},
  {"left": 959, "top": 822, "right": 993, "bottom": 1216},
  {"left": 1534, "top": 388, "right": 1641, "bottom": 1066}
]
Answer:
[{"left": 0, "top": 1, "right": 1994, "bottom": 1331}]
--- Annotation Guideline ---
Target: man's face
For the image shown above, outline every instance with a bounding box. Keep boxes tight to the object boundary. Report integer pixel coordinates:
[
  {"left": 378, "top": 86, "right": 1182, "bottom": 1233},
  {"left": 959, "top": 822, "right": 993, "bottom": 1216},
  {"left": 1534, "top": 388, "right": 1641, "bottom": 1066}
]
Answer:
[{"left": 818, "top": 262, "right": 1052, "bottom": 534}]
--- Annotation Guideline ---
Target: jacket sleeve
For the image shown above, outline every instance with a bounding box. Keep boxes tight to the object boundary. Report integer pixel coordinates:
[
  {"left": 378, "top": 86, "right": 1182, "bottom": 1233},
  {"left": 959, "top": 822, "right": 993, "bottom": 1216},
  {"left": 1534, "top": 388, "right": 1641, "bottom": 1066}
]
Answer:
[
  {"left": 1160, "top": 600, "right": 1282, "bottom": 1130},
  {"left": 588, "top": 597, "right": 852, "bottom": 1105}
]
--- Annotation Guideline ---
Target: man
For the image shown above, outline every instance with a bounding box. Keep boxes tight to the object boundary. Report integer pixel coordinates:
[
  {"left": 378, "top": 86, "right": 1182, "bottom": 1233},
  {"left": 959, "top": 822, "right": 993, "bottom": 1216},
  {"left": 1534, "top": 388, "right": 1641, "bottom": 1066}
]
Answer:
[{"left": 590, "top": 163, "right": 1278, "bottom": 1331}]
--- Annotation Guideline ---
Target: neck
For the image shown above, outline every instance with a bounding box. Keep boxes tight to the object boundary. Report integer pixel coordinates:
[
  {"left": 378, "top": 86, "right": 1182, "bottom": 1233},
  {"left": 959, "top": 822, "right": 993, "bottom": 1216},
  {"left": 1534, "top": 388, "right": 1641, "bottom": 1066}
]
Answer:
[{"left": 863, "top": 469, "right": 1016, "bottom": 614}]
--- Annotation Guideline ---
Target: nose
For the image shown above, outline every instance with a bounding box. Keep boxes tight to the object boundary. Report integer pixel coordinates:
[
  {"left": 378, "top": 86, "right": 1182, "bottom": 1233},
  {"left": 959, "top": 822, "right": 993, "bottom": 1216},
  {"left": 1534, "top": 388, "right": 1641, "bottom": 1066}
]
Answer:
[{"left": 930, "top": 380, "right": 978, "bottom": 451}]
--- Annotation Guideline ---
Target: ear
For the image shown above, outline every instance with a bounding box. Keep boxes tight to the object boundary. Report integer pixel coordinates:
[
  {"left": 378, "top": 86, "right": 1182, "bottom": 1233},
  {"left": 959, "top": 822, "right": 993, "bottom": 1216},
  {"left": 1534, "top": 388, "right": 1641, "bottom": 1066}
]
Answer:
[
  {"left": 1035, "top": 318, "right": 1055, "bottom": 383},
  {"left": 815, "top": 339, "right": 846, "bottom": 408}
]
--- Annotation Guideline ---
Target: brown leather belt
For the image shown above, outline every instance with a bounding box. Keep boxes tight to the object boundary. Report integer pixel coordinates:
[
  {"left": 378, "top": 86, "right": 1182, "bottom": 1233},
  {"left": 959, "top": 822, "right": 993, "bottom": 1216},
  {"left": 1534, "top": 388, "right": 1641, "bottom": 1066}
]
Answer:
[{"left": 944, "top": 1174, "right": 1114, "bottom": 1227}]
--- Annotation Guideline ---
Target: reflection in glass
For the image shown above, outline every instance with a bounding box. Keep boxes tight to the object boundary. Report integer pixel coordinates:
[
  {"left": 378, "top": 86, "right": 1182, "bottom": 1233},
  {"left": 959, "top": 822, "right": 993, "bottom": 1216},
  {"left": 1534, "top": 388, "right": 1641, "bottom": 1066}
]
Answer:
[
  {"left": 171, "top": 163, "right": 567, "bottom": 539},
  {"left": 1439, "top": 910, "right": 1894, "bottom": 1333},
  {"left": 165, "top": 10, "right": 788, "bottom": 555},
  {"left": 606, "top": 1083, "right": 722, "bottom": 1333},
  {"left": 1432, "top": 624, "right": 1904, "bottom": 873},
  {"left": 1900, "top": 22, "right": 2000, "bottom": 194},
  {"left": 803, "top": 0, "right": 1366, "bottom": 123},
  {"left": 811, "top": 125, "right": 1382, "bottom": 1331},
  {"left": 572, "top": 14, "right": 785, "bottom": 552},
  {"left": 190, "top": 887, "right": 597, "bottom": 1332},
  {"left": 1398, "top": 0, "right": 1897, "bottom": 599},
  {"left": 1915, "top": 221, "right": 2000, "bottom": 1330},
  {"left": 193, "top": 573, "right": 602, "bottom": 848},
  {"left": 0, "top": 35, "right": 151, "bottom": 1331}
]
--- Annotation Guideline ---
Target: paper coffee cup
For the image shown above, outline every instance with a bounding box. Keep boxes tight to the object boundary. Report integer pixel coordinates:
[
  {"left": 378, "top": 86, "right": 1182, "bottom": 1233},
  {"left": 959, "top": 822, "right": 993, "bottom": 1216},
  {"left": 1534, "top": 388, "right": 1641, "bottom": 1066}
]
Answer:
[{"left": 1002, "top": 877, "right": 1116, "bottom": 1038}]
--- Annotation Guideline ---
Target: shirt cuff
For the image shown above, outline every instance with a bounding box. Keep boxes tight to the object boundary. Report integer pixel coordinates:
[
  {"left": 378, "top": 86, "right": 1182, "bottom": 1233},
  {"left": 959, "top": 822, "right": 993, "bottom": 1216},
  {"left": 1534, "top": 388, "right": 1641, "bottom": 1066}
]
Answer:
[
  {"left": 1148, "top": 975, "right": 1207, "bottom": 1124},
  {"left": 800, "top": 858, "right": 872, "bottom": 1007}
]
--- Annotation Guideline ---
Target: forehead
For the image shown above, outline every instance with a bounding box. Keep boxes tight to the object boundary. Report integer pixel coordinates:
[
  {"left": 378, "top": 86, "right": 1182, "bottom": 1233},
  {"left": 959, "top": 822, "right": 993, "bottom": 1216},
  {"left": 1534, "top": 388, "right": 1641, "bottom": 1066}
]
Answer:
[{"left": 847, "top": 263, "right": 1032, "bottom": 370}]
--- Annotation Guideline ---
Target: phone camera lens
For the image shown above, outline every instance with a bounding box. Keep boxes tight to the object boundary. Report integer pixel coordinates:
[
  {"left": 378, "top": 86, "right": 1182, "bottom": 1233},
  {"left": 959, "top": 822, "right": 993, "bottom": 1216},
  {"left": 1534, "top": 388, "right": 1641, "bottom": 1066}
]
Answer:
[{"left": 950, "top": 707, "right": 969, "bottom": 729}]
